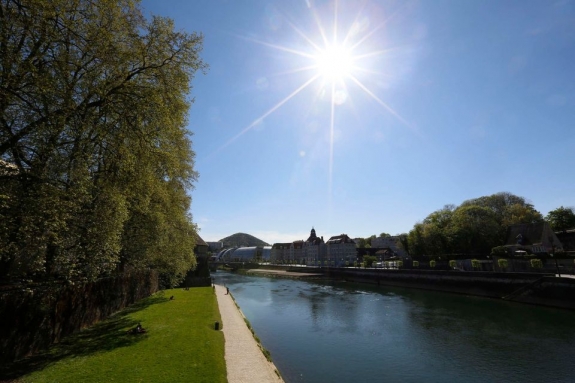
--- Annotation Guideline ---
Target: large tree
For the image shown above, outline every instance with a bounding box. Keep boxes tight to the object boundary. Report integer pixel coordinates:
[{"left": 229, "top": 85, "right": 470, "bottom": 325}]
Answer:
[
  {"left": 546, "top": 206, "right": 575, "bottom": 233},
  {"left": 407, "top": 192, "right": 543, "bottom": 257},
  {"left": 0, "top": 0, "right": 205, "bottom": 285}
]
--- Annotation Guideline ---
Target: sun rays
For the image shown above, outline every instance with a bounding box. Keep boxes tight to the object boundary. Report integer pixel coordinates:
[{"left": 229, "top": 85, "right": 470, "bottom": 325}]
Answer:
[{"left": 210, "top": 1, "right": 410, "bottom": 188}]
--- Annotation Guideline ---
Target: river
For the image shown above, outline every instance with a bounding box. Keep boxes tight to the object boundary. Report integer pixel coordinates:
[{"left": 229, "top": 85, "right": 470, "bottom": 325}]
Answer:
[{"left": 213, "top": 272, "right": 575, "bottom": 383}]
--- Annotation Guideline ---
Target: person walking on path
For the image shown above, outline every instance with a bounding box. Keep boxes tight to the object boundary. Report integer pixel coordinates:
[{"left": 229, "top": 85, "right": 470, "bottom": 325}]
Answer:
[{"left": 214, "top": 284, "right": 283, "bottom": 383}]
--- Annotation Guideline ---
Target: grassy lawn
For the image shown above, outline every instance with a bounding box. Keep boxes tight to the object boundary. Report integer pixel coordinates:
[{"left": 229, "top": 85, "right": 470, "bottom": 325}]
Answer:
[{"left": 5, "top": 287, "right": 226, "bottom": 383}]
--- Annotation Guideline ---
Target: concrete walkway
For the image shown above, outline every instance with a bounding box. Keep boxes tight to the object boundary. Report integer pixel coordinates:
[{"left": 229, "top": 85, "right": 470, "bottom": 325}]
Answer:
[{"left": 215, "top": 284, "right": 284, "bottom": 383}]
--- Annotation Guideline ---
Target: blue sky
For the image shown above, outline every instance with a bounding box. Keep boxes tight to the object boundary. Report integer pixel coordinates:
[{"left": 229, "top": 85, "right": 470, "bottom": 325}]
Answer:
[{"left": 141, "top": 0, "right": 575, "bottom": 245}]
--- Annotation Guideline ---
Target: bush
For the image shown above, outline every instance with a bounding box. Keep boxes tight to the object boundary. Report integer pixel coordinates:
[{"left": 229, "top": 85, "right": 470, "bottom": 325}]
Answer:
[{"left": 429, "top": 260, "right": 436, "bottom": 268}]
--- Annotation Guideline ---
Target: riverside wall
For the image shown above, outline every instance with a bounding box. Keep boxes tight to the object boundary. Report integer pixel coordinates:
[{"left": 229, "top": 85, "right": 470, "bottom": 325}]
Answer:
[
  {"left": 226, "top": 264, "right": 575, "bottom": 310},
  {"left": 0, "top": 270, "right": 159, "bottom": 363},
  {"left": 318, "top": 268, "right": 575, "bottom": 310}
]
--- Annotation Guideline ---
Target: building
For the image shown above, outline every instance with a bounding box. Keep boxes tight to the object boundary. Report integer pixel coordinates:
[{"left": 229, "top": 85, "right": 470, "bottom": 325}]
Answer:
[
  {"left": 214, "top": 246, "right": 266, "bottom": 262},
  {"left": 206, "top": 241, "right": 224, "bottom": 252},
  {"left": 262, "top": 246, "right": 272, "bottom": 261},
  {"left": 326, "top": 234, "right": 356, "bottom": 267},
  {"left": 303, "top": 227, "right": 327, "bottom": 266},
  {"left": 194, "top": 233, "right": 209, "bottom": 258},
  {"left": 290, "top": 240, "right": 304, "bottom": 263},
  {"left": 230, "top": 247, "right": 260, "bottom": 262},
  {"left": 271, "top": 243, "right": 291, "bottom": 263},
  {"left": 271, "top": 228, "right": 357, "bottom": 267},
  {"left": 371, "top": 236, "right": 408, "bottom": 258},
  {"left": 556, "top": 229, "right": 575, "bottom": 255},
  {"left": 214, "top": 247, "right": 237, "bottom": 262},
  {"left": 503, "top": 222, "right": 563, "bottom": 255}
]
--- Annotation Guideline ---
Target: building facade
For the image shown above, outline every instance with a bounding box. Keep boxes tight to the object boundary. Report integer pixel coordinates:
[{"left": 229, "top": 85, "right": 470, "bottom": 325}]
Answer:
[
  {"left": 271, "top": 242, "right": 291, "bottom": 263},
  {"left": 326, "top": 234, "right": 356, "bottom": 267},
  {"left": 371, "top": 236, "right": 408, "bottom": 258},
  {"left": 303, "top": 228, "right": 327, "bottom": 266}
]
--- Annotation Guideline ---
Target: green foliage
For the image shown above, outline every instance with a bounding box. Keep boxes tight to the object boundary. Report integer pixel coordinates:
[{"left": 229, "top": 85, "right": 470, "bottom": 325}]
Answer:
[
  {"left": 429, "top": 260, "right": 436, "bottom": 268},
  {"left": 471, "top": 259, "right": 480, "bottom": 269},
  {"left": 546, "top": 206, "right": 575, "bottom": 232},
  {"left": 397, "top": 234, "right": 409, "bottom": 254},
  {"left": 498, "top": 258, "right": 508, "bottom": 270},
  {"left": 367, "top": 235, "right": 376, "bottom": 246},
  {"left": 397, "top": 260, "right": 403, "bottom": 268},
  {"left": 355, "top": 238, "right": 366, "bottom": 248},
  {"left": 262, "top": 348, "right": 272, "bottom": 362},
  {"left": 0, "top": 0, "right": 205, "bottom": 285},
  {"left": 17, "top": 288, "right": 226, "bottom": 383},
  {"left": 491, "top": 246, "right": 509, "bottom": 256},
  {"left": 407, "top": 192, "right": 544, "bottom": 257},
  {"left": 449, "top": 260, "right": 457, "bottom": 269},
  {"left": 363, "top": 255, "right": 377, "bottom": 267},
  {"left": 412, "top": 260, "right": 419, "bottom": 267},
  {"left": 530, "top": 259, "right": 543, "bottom": 269}
]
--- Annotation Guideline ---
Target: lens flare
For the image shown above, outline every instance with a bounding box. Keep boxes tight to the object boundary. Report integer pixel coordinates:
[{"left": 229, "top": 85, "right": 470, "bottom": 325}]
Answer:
[{"left": 212, "top": 1, "right": 412, "bottom": 197}]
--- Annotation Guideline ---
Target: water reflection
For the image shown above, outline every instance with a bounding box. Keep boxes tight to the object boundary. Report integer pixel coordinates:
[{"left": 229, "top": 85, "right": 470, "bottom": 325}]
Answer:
[{"left": 214, "top": 272, "right": 575, "bottom": 383}]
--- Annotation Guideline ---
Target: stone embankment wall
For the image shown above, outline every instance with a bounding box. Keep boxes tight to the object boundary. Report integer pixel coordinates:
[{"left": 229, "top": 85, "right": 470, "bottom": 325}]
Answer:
[
  {"left": 512, "top": 276, "right": 575, "bottom": 310},
  {"left": 320, "top": 268, "right": 575, "bottom": 309},
  {"left": 0, "top": 270, "right": 158, "bottom": 363}
]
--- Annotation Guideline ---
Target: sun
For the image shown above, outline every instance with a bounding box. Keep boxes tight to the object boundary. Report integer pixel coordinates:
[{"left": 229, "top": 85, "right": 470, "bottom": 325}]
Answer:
[
  {"left": 314, "top": 43, "right": 354, "bottom": 82},
  {"left": 214, "top": 1, "right": 411, "bottom": 179}
]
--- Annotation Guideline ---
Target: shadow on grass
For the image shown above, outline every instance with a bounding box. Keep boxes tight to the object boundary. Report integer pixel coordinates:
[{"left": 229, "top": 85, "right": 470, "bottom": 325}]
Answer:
[{"left": 0, "top": 294, "right": 169, "bottom": 381}]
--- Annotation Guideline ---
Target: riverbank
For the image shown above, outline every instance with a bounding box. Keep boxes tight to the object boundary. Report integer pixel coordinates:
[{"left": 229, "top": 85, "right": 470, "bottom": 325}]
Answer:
[
  {"left": 237, "top": 267, "right": 575, "bottom": 310},
  {"left": 242, "top": 268, "right": 324, "bottom": 279},
  {"left": 214, "top": 284, "right": 284, "bottom": 383},
  {"left": 1, "top": 288, "right": 226, "bottom": 383},
  {"left": 213, "top": 271, "right": 575, "bottom": 383}
]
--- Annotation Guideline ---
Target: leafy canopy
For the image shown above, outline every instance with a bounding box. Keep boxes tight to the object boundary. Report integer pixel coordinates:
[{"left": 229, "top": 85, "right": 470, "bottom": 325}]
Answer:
[
  {"left": 0, "top": 0, "right": 206, "bottom": 286},
  {"left": 546, "top": 206, "right": 575, "bottom": 233},
  {"left": 407, "top": 192, "right": 543, "bottom": 257}
]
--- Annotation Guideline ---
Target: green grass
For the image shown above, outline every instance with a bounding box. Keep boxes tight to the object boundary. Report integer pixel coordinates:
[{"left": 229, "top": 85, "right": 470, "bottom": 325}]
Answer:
[{"left": 5, "top": 288, "right": 226, "bottom": 383}]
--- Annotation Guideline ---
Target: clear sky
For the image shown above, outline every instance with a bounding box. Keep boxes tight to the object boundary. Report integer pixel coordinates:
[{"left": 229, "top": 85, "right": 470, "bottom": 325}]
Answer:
[{"left": 141, "top": 0, "right": 575, "bottom": 245}]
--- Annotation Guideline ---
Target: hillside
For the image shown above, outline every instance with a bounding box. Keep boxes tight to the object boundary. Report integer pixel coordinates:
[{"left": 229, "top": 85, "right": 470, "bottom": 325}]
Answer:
[{"left": 219, "top": 233, "right": 270, "bottom": 247}]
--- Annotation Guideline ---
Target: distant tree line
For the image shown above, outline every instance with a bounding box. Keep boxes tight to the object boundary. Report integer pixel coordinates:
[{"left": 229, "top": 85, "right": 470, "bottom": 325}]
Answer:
[
  {"left": 355, "top": 232, "right": 391, "bottom": 248},
  {"left": 403, "top": 192, "right": 573, "bottom": 257},
  {"left": 0, "top": 0, "right": 206, "bottom": 287},
  {"left": 357, "top": 192, "right": 574, "bottom": 258}
]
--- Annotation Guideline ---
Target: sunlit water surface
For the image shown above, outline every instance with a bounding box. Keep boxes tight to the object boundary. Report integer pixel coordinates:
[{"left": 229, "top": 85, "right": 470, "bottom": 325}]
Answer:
[{"left": 213, "top": 272, "right": 575, "bottom": 383}]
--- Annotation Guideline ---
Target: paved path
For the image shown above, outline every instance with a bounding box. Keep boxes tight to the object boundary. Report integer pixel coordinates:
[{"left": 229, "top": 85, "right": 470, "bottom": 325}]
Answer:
[{"left": 215, "top": 284, "right": 284, "bottom": 383}]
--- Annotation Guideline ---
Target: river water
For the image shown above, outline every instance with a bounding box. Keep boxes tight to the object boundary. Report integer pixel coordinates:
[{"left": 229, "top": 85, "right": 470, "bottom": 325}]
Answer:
[{"left": 213, "top": 272, "right": 575, "bottom": 383}]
